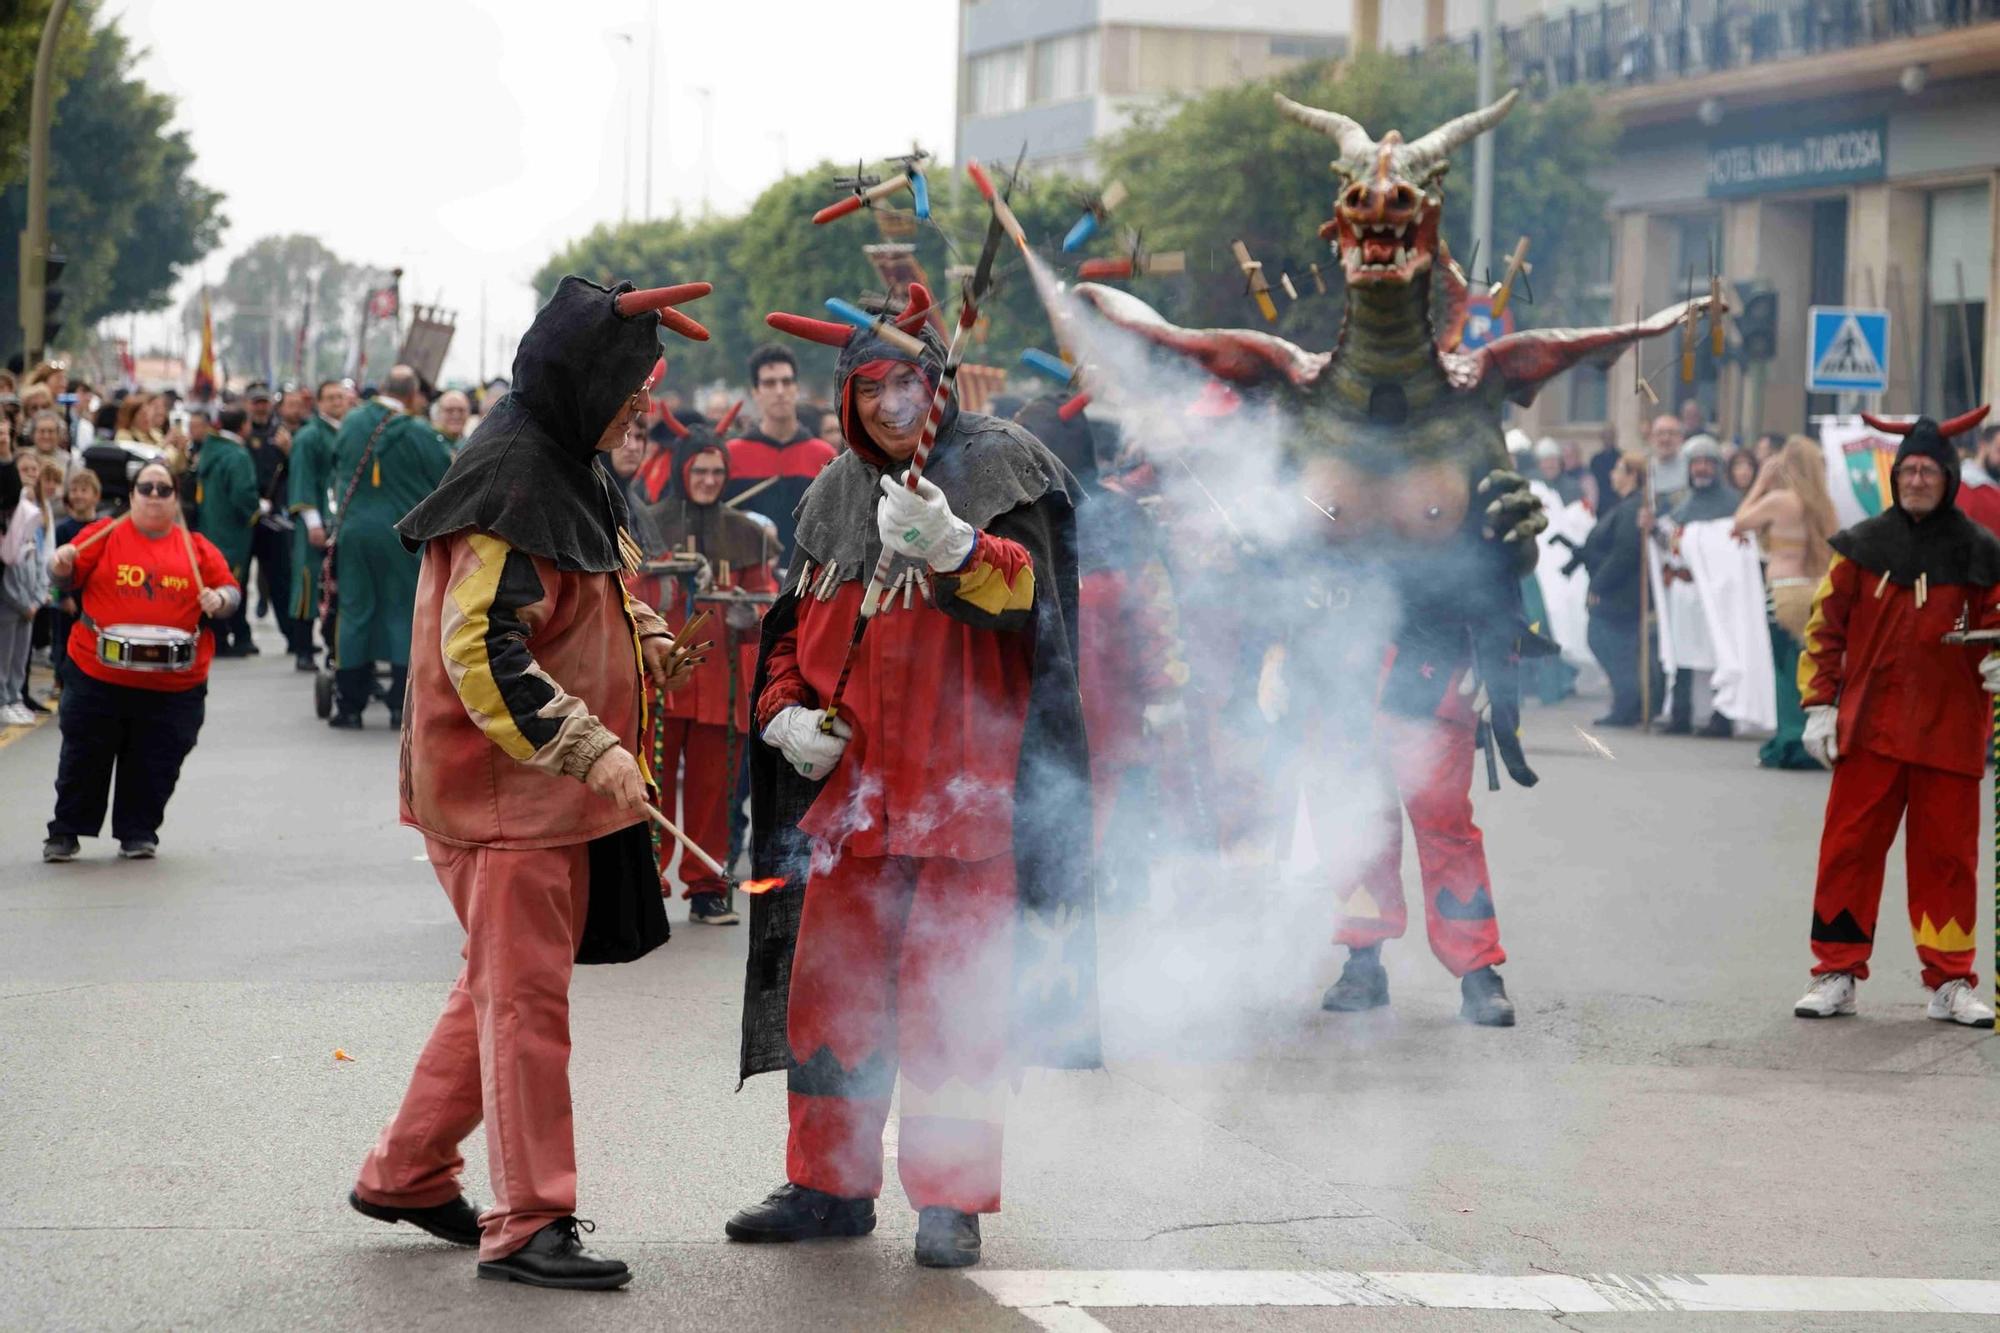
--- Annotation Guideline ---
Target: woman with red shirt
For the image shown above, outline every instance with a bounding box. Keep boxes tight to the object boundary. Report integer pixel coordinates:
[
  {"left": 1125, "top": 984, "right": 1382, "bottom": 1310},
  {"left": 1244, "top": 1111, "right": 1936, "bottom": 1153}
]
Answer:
[{"left": 41, "top": 460, "right": 239, "bottom": 862}]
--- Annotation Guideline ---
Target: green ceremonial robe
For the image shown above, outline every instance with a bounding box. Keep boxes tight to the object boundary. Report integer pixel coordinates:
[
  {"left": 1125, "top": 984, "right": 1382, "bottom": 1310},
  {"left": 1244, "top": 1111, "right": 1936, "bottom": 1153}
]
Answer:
[
  {"left": 331, "top": 401, "right": 452, "bottom": 667},
  {"left": 286, "top": 413, "right": 340, "bottom": 622},
  {"left": 193, "top": 433, "right": 259, "bottom": 578}
]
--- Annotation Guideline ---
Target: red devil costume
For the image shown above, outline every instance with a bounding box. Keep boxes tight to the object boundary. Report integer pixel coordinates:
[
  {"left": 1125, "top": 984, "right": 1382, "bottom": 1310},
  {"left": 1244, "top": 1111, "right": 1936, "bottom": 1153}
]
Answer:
[
  {"left": 628, "top": 411, "right": 779, "bottom": 916},
  {"left": 727, "top": 289, "right": 1096, "bottom": 1267},
  {"left": 1796, "top": 407, "right": 2000, "bottom": 1022},
  {"left": 350, "top": 276, "right": 709, "bottom": 1291}
]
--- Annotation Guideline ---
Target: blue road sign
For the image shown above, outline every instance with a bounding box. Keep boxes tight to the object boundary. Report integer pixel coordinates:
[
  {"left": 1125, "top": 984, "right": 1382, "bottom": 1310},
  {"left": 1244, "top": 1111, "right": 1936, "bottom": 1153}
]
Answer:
[
  {"left": 1807, "top": 306, "right": 1890, "bottom": 394},
  {"left": 1459, "top": 293, "right": 1514, "bottom": 352}
]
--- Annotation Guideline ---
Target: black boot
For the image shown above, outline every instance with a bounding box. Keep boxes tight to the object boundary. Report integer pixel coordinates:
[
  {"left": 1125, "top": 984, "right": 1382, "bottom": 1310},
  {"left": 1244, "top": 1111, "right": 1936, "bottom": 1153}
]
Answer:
[
  {"left": 1459, "top": 966, "right": 1516, "bottom": 1026},
  {"left": 476, "top": 1217, "right": 630, "bottom": 1290},
  {"left": 914, "top": 1207, "right": 982, "bottom": 1268},
  {"left": 348, "top": 1188, "right": 482, "bottom": 1247},
  {"left": 724, "top": 1183, "right": 876, "bottom": 1243},
  {"left": 1663, "top": 669, "right": 1693, "bottom": 734},
  {"left": 1699, "top": 712, "right": 1734, "bottom": 738},
  {"left": 1320, "top": 944, "right": 1389, "bottom": 1012}
]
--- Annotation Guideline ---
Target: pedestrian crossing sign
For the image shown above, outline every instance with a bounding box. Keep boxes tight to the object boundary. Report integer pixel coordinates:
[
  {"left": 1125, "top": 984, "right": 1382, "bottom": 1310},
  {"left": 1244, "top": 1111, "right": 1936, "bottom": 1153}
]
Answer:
[{"left": 1807, "top": 306, "right": 1890, "bottom": 394}]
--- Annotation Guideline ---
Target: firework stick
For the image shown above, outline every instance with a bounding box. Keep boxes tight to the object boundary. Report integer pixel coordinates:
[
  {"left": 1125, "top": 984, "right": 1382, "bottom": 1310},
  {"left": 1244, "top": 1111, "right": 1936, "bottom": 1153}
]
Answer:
[
  {"left": 812, "top": 173, "right": 913, "bottom": 225},
  {"left": 643, "top": 802, "right": 731, "bottom": 881},
  {"left": 724, "top": 473, "right": 782, "bottom": 509},
  {"left": 1490, "top": 236, "right": 1532, "bottom": 317},
  {"left": 967, "top": 160, "right": 1028, "bottom": 254}
]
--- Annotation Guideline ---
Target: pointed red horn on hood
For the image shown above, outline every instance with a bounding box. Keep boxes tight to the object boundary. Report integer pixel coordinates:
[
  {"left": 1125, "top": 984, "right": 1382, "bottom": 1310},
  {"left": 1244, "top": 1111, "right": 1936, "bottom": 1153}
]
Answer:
[
  {"left": 1860, "top": 411, "right": 1915, "bottom": 436},
  {"left": 765, "top": 312, "right": 856, "bottom": 348},
  {"left": 895, "top": 282, "right": 934, "bottom": 332},
  {"left": 1940, "top": 405, "right": 1991, "bottom": 439},
  {"left": 643, "top": 357, "right": 666, "bottom": 393},
  {"left": 715, "top": 398, "right": 744, "bottom": 437},
  {"left": 659, "top": 409, "right": 690, "bottom": 439},
  {"left": 614, "top": 282, "right": 712, "bottom": 317},
  {"left": 658, "top": 308, "right": 710, "bottom": 342}
]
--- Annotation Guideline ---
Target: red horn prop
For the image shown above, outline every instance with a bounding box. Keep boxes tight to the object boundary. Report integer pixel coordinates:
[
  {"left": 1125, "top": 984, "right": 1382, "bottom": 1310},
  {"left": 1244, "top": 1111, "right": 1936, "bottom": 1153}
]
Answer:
[
  {"left": 659, "top": 308, "right": 710, "bottom": 342},
  {"left": 895, "top": 282, "right": 934, "bottom": 332},
  {"left": 765, "top": 312, "right": 856, "bottom": 348},
  {"left": 1940, "top": 405, "right": 1991, "bottom": 439},
  {"left": 614, "top": 282, "right": 712, "bottom": 317},
  {"left": 660, "top": 409, "right": 690, "bottom": 439},
  {"left": 1859, "top": 411, "right": 1915, "bottom": 436},
  {"left": 643, "top": 357, "right": 666, "bottom": 392},
  {"left": 715, "top": 398, "right": 744, "bottom": 437},
  {"left": 1058, "top": 392, "right": 1092, "bottom": 422}
]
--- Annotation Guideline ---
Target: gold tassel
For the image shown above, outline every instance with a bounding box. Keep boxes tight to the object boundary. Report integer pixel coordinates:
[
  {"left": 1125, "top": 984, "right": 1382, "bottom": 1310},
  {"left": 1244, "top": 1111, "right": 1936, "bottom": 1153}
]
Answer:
[
  {"left": 1874, "top": 569, "right": 1892, "bottom": 599},
  {"left": 372, "top": 460, "right": 381, "bottom": 487}
]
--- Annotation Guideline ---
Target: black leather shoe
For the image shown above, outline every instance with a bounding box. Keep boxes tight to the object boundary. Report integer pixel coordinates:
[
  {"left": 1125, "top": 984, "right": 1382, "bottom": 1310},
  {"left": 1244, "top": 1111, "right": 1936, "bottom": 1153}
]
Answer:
[
  {"left": 349, "top": 1188, "right": 482, "bottom": 1247},
  {"left": 1459, "top": 966, "right": 1517, "bottom": 1027},
  {"left": 1700, "top": 713, "right": 1734, "bottom": 738},
  {"left": 476, "top": 1216, "right": 630, "bottom": 1290},
  {"left": 294, "top": 652, "right": 318, "bottom": 673},
  {"left": 914, "top": 1207, "right": 981, "bottom": 1268},
  {"left": 725, "top": 1183, "right": 875, "bottom": 1243},
  {"left": 1321, "top": 944, "right": 1389, "bottom": 1012},
  {"left": 387, "top": 710, "right": 403, "bottom": 730},
  {"left": 328, "top": 712, "right": 363, "bottom": 730}
]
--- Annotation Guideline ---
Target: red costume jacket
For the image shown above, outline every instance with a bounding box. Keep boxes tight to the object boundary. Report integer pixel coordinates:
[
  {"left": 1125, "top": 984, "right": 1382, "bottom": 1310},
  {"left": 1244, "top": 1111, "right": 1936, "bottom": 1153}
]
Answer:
[{"left": 1799, "top": 551, "right": 2000, "bottom": 778}]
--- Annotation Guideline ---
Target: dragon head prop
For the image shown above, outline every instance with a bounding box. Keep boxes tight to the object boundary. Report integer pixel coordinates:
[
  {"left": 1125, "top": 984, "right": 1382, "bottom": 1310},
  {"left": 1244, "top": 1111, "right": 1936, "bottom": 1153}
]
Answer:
[{"left": 1275, "top": 88, "right": 1518, "bottom": 289}]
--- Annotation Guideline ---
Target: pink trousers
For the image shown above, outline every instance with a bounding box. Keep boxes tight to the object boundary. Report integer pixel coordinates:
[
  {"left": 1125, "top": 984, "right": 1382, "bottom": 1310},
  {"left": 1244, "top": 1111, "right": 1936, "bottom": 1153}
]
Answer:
[{"left": 353, "top": 837, "right": 589, "bottom": 1260}]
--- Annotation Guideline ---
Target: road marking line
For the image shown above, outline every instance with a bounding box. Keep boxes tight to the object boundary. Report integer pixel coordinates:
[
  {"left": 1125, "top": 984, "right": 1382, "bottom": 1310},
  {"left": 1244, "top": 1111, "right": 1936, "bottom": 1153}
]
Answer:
[{"left": 970, "top": 1270, "right": 2000, "bottom": 1321}]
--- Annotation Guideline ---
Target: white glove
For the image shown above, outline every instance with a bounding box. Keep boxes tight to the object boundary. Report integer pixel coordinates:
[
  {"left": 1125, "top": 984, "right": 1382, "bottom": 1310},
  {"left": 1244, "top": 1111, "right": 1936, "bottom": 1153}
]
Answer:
[
  {"left": 762, "top": 705, "right": 851, "bottom": 780},
  {"left": 1802, "top": 705, "right": 1838, "bottom": 768},
  {"left": 1981, "top": 654, "right": 2000, "bottom": 695},
  {"left": 878, "top": 474, "right": 975, "bottom": 572},
  {"left": 1142, "top": 698, "right": 1186, "bottom": 735}
]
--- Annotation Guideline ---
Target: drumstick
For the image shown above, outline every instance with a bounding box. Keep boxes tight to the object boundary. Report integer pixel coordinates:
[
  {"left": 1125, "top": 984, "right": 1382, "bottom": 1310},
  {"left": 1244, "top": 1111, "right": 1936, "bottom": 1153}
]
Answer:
[
  {"left": 71, "top": 512, "right": 130, "bottom": 553},
  {"left": 176, "top": 522, "right": 207, "bottom": 598},
  {"left": 643, "top": 802, "right": 731, "bottom": 881}
]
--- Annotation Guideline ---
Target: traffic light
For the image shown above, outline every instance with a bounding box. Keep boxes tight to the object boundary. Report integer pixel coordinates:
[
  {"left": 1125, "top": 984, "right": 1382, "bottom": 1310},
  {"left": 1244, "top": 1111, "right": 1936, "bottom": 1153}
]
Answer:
[
  {"left": 1734, "top": 283, "right": 1778, "bottom": 364},
  {"left": 41, "top": 250, "right": 65, "bottom": 348}
]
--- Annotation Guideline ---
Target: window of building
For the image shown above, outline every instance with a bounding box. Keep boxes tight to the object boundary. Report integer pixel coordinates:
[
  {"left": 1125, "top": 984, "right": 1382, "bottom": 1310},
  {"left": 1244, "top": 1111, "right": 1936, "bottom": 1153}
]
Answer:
[
  {"left": 1925, "top": 184, "right": 1991, "bottom": 419},
  {"left": 1032, "top": 29, "right": 1098, "bottom": 104},
  {"left": 1567, "top": 224, "right": 1616, "bottom": 424},
  {"left": 1269, "top": 35, "right": 1339, "bottom": 60},
  {"left": 968, "top": 45, "right": 1028, "bottom": 117},
  {"left": 1805, "top": 197, "right": 1849, "bottom": 424}
]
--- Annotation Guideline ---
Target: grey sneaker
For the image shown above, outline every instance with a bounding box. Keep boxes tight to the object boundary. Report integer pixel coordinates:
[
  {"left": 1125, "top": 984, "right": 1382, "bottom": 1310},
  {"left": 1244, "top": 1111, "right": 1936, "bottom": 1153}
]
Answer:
[
  {"left": 42, "top": 835, "right": 80, "bottom": 863},
  {"left": 117, "top": 838, "right": 158, "bottom": 860}
]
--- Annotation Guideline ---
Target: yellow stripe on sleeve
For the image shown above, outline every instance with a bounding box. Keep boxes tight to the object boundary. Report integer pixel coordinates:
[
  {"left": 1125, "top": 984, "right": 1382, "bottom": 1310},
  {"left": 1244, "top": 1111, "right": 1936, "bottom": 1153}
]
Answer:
[{"left": 443, "top": 532, "right": 536, "bottom": 762}]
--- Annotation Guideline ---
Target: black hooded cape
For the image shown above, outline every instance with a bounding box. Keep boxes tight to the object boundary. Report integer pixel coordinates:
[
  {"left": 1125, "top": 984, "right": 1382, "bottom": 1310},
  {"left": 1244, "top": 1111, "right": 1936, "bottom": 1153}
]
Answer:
[
  {"left": 739, "top": 320, "right": 1100, "bottom": 1083},
  {"left": 1828, "top": 416, "right": 2000, "bottom": 587},
  {"left": 397, "top": 274, "right": 672, "bottom": 966}
]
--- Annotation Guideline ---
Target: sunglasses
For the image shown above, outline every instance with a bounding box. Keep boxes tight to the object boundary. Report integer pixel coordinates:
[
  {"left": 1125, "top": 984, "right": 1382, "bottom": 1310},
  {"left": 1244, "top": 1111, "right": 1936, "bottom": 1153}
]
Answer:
[{"left": 134, "top": 481, "right": 176, "bottom": 498}]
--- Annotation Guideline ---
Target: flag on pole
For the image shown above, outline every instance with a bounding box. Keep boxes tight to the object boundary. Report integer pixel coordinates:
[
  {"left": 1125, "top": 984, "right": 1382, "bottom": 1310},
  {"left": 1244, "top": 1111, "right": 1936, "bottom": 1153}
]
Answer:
[
  {"left": 367, "top": 286, "right": 400, "bottom": 320},
  {"left": 192, "top": 290, "right": 218, "bottom": 400}
]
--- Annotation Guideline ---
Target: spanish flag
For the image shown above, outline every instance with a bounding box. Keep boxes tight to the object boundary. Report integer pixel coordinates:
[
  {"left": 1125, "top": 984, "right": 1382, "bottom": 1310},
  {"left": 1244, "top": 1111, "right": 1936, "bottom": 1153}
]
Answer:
[{"left": 192, "top": 289, "right": 217, "bottom": 399}]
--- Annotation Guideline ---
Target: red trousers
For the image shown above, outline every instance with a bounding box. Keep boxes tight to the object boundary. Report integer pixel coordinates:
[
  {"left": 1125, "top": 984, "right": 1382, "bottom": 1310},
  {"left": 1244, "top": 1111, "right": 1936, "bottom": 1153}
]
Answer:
[
  {"left": 1811, "top": 746, "right": 1979, "bottom": 988},
  {"left": 1324, "top": 712, "right": 1505, "bottom": 978},
  {"left": 785, "top": 848, "right": 1015, "bottom": 1213},
  {"left": 653, "top": 715, "right": 732, "bottom": 897},
  {"left": 354, "top": 838, "right": 588, "bottom": 1260}
]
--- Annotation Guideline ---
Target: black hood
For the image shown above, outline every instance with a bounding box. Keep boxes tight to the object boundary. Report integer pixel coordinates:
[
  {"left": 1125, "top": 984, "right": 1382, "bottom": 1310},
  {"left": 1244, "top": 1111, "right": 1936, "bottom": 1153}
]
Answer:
[
  {"left": 1831, "top": 417, "right": 2000, "bottom": 589},
  {"left": 1013, "top": 396, "right": 1097, "bottom": 488},
  {"left": 835, "top": 312, "right": 953, "bottom": 469},
  {"left": 397, "top": 275, "right": 663, "bottom": 571},
  {"left": 668, "top": 425, "right": 730, "bottom": 503},
  {"left": 1887, "top": 415, "right": 1961, "bottom": 511}
]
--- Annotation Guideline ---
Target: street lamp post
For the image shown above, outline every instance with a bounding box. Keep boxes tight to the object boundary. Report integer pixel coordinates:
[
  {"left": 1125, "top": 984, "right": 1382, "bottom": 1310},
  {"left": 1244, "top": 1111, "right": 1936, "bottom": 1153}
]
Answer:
[{"left": 19, "top": 0, "right": 73, "bottom": 365}]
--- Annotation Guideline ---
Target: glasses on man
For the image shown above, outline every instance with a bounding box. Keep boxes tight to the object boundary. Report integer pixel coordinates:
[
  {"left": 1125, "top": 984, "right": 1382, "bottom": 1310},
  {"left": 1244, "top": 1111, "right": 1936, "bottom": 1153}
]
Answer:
[
  {"left": 133, "top": 481, "right": 175, "bottom": 498},
  {"left": 687, "top": 465, "right": 727, "bottom": 479},
  {"left": 757, "top": 375, "right": 797, "bottom": 390},
  {"left": 1895, "top": 461, "right": 1945, "bottom": 482}
]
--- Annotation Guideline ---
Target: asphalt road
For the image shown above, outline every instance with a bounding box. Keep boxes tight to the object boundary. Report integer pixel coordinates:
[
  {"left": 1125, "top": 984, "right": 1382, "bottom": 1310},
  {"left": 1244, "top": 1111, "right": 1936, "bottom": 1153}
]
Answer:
[{"left": 2, "top": 624, "right": 1997, "bottom": 1331}]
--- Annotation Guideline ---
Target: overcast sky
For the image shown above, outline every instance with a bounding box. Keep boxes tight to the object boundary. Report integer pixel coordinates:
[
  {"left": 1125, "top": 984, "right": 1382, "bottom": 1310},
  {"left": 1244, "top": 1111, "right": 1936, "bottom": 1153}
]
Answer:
[{"left": 105, "top": 0, "right": 959, "bottom": 383}]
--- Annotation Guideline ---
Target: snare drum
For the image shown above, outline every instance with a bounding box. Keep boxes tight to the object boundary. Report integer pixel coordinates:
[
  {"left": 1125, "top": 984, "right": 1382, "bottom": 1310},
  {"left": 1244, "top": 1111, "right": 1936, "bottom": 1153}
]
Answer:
[{"left": 97, "top": 624, "right": 199, "bottom": 673}]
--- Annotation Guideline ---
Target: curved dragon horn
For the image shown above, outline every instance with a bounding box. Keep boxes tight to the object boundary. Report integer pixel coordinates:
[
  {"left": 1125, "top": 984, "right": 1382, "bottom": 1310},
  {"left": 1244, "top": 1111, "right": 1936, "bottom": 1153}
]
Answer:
[
  {"left": 1940, "top": 405, "right": 1991, "bottom": 438},
  {"left": 1860, "top": 411, "right": 1915, "bottom": 436},
  {"left": 614, "top": 282, "right": 712, "bottom": 317},
  {"left": 1273, "top": 92, "right": 1377, "bottom": 162},
  {"left": 895, "top": 282, "right": 934, "bottom": 332},
  {"left": 714, "top": 398, "right": 744, "bottom": 437},
  {"left": 765, "top": 312, "right": 856, "bottom": 348},
  {"left": 1397, "top": 88, "right": 1521, "bottom": 174}
]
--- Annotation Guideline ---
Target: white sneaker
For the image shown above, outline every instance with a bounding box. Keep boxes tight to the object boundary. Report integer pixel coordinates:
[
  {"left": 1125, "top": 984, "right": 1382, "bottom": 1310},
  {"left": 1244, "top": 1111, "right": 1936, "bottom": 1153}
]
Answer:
[
  {"left": 0, "top": 703, "right": 32, "bottom": 726},
  {"left": 1794, "top": 972, "right": 1858, "bottom": 1018},
  {"left": 1925, "top": 978, "right": 1995, "bottom": 1028}
]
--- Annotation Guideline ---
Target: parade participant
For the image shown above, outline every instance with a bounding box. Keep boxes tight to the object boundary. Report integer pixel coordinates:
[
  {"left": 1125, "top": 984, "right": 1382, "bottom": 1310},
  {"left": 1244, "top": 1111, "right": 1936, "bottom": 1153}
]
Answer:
[
  {"left": 1657, "top": 436, "right": 1740, "bottom": 737},
  {"left": 194, "top": 407, "right": 260, "bottom": 656},
  {"left": 1013, "top": 397, "right": 1185, "bottom": 860},
  {"left": 352, "top": 275, "right": 710, "bottom": 1290},
  {"left": 1533, "top": 438, "right": 1583, "bottom": 506},
  {"left": 1648, "top": 413, "right": 1690, "bottom": 510},
  {"left": 326, "top": 367, "right": 452, "bottom": 729},
  {"left": 1579, "top": 451, "right": 1653, "bottom": 727},
  {"left": 40, "top": 461, "right": 239, "bottom": 861},
  {"left": 628, "top": 406, "right": 778, "bottom": 924},
  {"left": 286, "top": 380, "right": 348, "bottom": 672},
  {"left": 1793, "top": 407, "right": 1999, "bottom": 1028},
  {"left": 1732, "top": 435, "right": 1837, "bottom": 770},
  {"left": 242, "top": 385, "right": 290, "bottom": 622},
  {"left": 729, "top": 286, "right": 1095, "bottom": 1269},
  {"left": 722, "top": 344, "right": 837, "bottom": 560},
  {"left": 433, "top": 390, "right": 472, "bottom": 451}
]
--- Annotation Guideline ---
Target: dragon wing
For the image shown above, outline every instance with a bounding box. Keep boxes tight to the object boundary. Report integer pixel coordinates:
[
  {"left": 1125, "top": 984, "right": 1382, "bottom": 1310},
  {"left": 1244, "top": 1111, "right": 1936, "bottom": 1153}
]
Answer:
[
  {"left": 1072, "top": 283, "right": 1331, "bottom": 391},
  {"left": 1458, "top": 297, "right": 1716, "bottom": 407}
]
